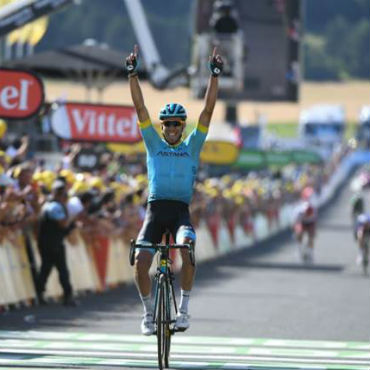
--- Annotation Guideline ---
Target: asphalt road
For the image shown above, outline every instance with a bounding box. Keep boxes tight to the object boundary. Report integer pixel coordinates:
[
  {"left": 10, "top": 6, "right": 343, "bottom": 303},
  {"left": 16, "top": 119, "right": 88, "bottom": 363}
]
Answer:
[{"left": 0, "top": 178, "right": 369, "bottom": 369}]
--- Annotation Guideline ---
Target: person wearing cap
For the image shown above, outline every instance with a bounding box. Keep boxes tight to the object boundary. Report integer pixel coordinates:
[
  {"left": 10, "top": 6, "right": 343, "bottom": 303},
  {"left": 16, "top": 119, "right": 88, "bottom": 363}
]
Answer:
[
  {"left": 36, "top": 179, "right": 77, "bottom": 306},
  {"left": 126, "top": 44, "right": 223, "bottom": 335}
]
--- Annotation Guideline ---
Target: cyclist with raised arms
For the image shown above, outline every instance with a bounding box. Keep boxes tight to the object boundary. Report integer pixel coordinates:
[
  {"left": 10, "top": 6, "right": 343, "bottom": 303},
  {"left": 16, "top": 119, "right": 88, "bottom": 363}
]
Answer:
[{"left": 125, "top": 45, "right": 223, "bottom": 335}]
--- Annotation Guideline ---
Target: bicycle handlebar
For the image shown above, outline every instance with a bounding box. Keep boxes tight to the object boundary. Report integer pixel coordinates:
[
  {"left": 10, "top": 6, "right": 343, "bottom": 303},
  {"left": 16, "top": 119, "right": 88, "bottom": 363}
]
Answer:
[
  {"left": 129, "top": 240, "right": 195, "bottom": 266},
  {"left": 132, "top": 242, "right": 192, "bottom": 250}
]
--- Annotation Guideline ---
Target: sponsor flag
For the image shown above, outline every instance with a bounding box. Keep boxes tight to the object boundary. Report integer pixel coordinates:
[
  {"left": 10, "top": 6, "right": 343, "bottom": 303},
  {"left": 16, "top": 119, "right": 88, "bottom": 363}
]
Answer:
[{"left": 200, "top": 140, "right": 239, "bottom": 165}]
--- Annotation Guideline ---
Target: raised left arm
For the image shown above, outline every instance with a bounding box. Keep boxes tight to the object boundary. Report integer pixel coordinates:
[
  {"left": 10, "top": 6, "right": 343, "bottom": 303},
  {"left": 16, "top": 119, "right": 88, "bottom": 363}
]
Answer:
[{"left": 198, "top": 47, "right": 223, "bottom": 129}]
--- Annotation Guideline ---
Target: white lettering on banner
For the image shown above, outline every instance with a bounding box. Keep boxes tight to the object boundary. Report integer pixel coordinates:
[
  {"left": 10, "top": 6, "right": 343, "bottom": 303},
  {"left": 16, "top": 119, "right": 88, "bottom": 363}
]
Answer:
[
  {"left": 70, "top": 108, "right": 138, "bottom": 139},
  {"left": 88, "top": 111, "right": 96, "bottom": 135},
  {"left": 130, "top": 114, "right": 139, "bottom": 136},
  {"left": 0, "top": 79, "right": 32, "bottom": 111},
  {"left": 98, "top": 113, "right": 105, "bottom": 135},
  {"left": 107, "top": 114, "right": 115, "bottom": 136},
  {"left": 116, "top": 118, "right": 128, "bottom": 136},
  {"left": 19, "top": 80, "right": 32, "bottom": 110},
  {"left": 0, "top": 86, "right": 17, "bottom": 109},
  {"left": 71, "top": 109, "right": 88, "bottom": 133}
]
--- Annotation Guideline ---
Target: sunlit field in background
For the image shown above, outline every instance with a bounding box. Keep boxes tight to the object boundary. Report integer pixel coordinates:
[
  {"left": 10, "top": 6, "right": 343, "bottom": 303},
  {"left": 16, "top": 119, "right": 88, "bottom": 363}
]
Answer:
[{"left": 45, "top": 80, "right": 369, "bottom": 138}]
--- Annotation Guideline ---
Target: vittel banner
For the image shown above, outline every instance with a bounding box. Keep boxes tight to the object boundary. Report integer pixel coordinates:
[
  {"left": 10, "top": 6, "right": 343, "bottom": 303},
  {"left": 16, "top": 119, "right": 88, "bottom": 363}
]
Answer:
[
  {"left": 51, "top": 102, "right": 141, "bottom": 143},
  {"left": 0, "top": 68, "right": 44, "bottom": 119}
]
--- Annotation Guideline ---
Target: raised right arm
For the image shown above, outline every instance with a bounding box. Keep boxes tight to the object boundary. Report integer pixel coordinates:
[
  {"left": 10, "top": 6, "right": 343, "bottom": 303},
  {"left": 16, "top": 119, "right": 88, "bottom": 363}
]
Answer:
[
  {"left": 126, "top": 45, "right": 150, "bottom": 123},
  {"left": 129, "top": 74, "right": 150, "bottom": 123}
]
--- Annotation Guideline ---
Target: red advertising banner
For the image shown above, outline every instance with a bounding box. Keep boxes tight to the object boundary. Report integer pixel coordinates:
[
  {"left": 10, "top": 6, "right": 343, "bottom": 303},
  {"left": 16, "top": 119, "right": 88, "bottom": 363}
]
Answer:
[
  {"left": 0, "top": 68, "right": 44, "bottom": 119},
  {"left": 51, "top": 102, "right": 141, "bottom": 143}
]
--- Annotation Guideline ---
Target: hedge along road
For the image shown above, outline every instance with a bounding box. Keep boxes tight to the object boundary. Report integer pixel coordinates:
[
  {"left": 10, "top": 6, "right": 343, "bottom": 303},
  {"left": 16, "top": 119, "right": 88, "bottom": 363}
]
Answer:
[{"left": 0, "top": 175, "right": 369, "bottom": 370}]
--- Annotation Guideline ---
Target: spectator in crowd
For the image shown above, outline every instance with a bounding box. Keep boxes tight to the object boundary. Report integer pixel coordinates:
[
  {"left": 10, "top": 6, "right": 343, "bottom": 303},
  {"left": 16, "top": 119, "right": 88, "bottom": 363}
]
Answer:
[
  {"left": 6, "top": 135, "right": 29, "bottom": 166},
  {"left": 60, "top": 144, "right": 80, "bottom": 170},
  {"left": 13, "top": 162, "right": 40, "bottom": 218},
  {"left": 36, "top": 179, "right": 77, "bottom": 306}
]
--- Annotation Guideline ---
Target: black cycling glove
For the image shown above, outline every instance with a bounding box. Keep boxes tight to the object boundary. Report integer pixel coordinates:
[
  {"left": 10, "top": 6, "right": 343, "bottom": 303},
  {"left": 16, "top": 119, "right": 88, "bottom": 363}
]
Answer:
[
  {"left": 209, "top": 56, "right": 223, "bottom": 77},
  {"left": 125, "top": 53, "right": 138, "bottom": 76}
]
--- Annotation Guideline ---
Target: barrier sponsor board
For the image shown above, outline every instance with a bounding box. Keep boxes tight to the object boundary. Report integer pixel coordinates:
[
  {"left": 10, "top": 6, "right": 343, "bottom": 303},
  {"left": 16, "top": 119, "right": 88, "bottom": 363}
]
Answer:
[
  {"left": 235, "top": 149, "right": 266, "bottom": 169},
  {"left": 200, "top": 140, "right": 239, "bottom": 165},
  {"left": 51, "top": 102, "right": 141, "bottom": 143},
  {"left": 107, "top": 141, "right": 145, "bottom": 155},
  {"left": 291, "top": 150, "right": 322, "bottom": 164},
  {"left": 235, "top": 149, "right": 322, "bottom": 169},
  {"left": 265, "top": 150, "right": 292, "bottom": 167},
  {"left": 0, "top": 68, "right": 44, "bottom": 119}
]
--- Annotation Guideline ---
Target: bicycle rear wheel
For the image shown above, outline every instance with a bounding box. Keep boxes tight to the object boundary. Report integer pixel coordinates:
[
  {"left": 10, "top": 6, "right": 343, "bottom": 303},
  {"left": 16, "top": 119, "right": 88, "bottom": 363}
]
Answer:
[{"left": 157, "top": 274, "right": 171, "bottom": 369}]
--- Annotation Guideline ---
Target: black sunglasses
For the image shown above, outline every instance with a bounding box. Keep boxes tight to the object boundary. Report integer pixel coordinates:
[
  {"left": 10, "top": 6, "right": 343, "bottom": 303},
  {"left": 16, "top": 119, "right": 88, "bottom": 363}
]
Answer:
[{"left": 163, "top": 121, "right": 182, "bottom": 128}]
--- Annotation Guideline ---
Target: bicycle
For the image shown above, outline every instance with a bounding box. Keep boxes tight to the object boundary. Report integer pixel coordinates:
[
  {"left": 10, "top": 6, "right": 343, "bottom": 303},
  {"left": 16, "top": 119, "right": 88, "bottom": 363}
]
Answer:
[
  {"left": 293, "top": 223, "right": 314, "bottom": 264},
  {"left": 130, "top": 231, "right": 195, "bottom": 370},
  {"left": 360, "top": 230, "right": 369, "bottom": 275}
]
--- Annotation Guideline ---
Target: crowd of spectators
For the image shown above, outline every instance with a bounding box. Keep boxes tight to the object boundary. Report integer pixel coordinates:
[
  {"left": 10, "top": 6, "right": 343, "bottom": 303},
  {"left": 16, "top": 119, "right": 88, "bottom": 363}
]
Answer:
[
  {"left": 0, "top": 126, "right": 351, "bottom": 305},
  {"left": 0, "top": 139, "right": 349, "bottom": 247}
]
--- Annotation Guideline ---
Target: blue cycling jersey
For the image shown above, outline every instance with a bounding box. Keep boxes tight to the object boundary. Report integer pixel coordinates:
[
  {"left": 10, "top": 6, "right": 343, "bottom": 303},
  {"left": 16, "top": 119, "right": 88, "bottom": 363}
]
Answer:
[{"left": 139, "top": 119, "right": 208, "bottom": 204}]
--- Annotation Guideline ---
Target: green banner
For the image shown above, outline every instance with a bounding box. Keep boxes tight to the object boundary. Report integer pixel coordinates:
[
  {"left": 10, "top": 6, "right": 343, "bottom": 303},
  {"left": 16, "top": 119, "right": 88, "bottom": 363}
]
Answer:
[
  {"left": 291, "top": 150, "right": 322, "bottom": 164},
  {"left": 234, "top": 150, "right": 266, "bottom": 169},
  {"left": 234, "top": 149, "right": 322, "bottom": 169},
  {"left": 265, "top": 151, "right": 293, "bottom": 167}
]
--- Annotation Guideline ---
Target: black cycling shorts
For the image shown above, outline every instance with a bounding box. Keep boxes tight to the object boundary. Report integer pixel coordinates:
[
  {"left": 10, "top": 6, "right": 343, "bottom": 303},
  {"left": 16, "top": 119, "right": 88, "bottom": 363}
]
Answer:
[{"left": 137, "top": 200, "right": 196, "bottom": 247}]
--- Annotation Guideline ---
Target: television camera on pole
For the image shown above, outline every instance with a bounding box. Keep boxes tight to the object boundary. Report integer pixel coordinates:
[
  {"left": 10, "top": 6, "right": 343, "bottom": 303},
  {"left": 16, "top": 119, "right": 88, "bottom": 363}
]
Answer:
[
  {"left": 190, "top": 0, "right": 244, "bottom": 100},
  {"left": 190, "top": 0, "right": 301, "bottom": 125},
  {"left": 124, "top": 0, "right": 301, "bottom": 131}
]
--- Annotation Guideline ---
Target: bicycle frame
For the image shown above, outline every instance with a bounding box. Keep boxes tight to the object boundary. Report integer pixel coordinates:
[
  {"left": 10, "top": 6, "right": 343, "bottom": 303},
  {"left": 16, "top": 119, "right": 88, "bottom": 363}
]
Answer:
[
  {"left": 152, "top": 234, "right": 177, "bottom": 333},
  {"left": 130, "top": 232, "right": 195, "bottom": 369}
]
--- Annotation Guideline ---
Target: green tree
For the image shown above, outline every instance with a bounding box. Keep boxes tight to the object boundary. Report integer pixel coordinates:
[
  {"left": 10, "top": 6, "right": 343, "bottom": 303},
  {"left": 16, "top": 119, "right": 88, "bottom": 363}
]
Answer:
[
  {"left": 345, "top": 20, "right": 370, "bottom": 78},
  {"left": 303, "top": 7, "right": 369, "bottom": 80},
  {"left": 303, "top": 34, "right": 340, "bottom": 80}
]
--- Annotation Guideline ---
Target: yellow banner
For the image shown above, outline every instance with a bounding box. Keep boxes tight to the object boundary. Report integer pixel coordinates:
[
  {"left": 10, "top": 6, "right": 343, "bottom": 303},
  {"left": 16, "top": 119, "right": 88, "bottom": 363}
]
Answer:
[
  {"left": 107, "top": 141, "right": 145, "bottom": 155},
  {"left": 200, "top": 140, "right": 239, "bottom": 165},
  {"left": 108, "top": 137, "right": 239, "bottom": 164}
]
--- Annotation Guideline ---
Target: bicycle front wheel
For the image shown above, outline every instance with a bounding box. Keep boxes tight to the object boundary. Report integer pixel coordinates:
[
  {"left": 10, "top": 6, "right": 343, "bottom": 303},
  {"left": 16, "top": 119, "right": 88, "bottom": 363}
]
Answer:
[{"left": 157, "top": 274, "right": 171, "bottom": 369}]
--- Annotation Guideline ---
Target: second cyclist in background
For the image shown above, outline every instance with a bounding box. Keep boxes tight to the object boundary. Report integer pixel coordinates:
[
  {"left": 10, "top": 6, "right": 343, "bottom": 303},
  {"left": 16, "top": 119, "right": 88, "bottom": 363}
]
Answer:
[
  {"left": 354, "top": 212, "right": 370, "bottom": 274},
  {"left": 350, "top": 192, "right": 364, "bottom": 239},
  {"left": 293, "top": 186, "right": 317, "bottom": 263}
]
